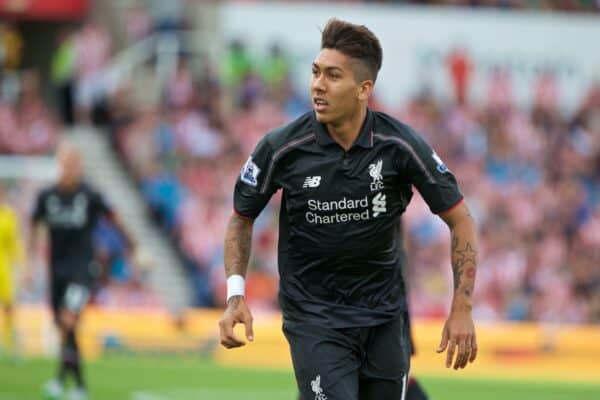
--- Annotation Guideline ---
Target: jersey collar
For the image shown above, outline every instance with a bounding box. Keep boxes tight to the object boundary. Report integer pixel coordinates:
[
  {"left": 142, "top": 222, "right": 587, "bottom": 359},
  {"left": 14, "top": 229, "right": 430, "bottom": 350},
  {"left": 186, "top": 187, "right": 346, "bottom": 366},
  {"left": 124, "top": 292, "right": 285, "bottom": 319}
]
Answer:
[{"left": 312, "top": 108, "right": 374, "bottom": 149}]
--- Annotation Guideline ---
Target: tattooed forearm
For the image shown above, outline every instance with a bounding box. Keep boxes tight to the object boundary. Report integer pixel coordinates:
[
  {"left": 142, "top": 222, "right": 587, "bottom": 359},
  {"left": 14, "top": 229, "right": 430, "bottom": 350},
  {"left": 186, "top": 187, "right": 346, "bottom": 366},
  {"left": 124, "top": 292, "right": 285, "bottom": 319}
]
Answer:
[
  {"left": 453, "top": 241, "right": 477, "bottom": 288},
  {"left": 453, "top": 242, "right": 476, "bottom": 282},
  {"left": 449, "top": 221, "right": 478, "bottom": 313},
  {"left": 440, "top": 203, "right": 479, "bottom": 313},
  {"left": 224, "top": 214, "right": 254, "bottom": 277},
  {"left": 451, "top": 236, "right": 461, "bottom": 290}
]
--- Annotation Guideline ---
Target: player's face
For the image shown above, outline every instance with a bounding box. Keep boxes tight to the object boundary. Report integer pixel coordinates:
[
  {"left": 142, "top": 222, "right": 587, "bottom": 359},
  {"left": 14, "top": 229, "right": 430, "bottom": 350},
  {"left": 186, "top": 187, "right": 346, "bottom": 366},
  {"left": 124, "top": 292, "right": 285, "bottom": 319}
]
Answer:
[
  {"left": 310, "top": 49, "right": 370, "bottom": 125},
  {"left": 58, "top": 149, "right": 83, "bottom": 187}
]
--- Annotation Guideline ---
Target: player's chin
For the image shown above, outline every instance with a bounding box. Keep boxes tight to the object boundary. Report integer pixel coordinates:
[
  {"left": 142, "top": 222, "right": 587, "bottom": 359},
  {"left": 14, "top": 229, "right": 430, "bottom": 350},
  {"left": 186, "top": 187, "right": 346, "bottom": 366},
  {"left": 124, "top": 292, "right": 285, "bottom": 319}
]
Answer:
[{"left": 314, "top": 109, "right": 333, "bottom": 123}]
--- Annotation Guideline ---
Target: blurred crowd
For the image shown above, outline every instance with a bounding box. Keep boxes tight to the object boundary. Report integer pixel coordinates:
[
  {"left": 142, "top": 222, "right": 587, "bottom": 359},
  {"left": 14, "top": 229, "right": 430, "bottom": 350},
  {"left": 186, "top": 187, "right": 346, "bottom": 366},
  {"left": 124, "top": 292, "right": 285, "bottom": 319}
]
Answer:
[
  {"left": 399, "top": 0, "right": 599, "bottom": 13},
  {"left": 0, "top": 22, "right": 58, "bottom": 155},
  {"left": 0, "top": 21, "right": 158, "bottom": 309},
  {"left": 236, "top": 0, "right": 600, "bottom": 13},
  {"left": 398, "top": 82, "right": 600, "bottom": 324},
  {"left": 100, "top": 27, "right": 600, "bottom": 323},
  {"left": 107, "top": 40, "right": 298, "bottom": 308},
  {"left": 413, "top": 0, "right": 600, "bottom": 12},
  {"left": 2, "top": 1, "right": 599, "bottom": 323}
]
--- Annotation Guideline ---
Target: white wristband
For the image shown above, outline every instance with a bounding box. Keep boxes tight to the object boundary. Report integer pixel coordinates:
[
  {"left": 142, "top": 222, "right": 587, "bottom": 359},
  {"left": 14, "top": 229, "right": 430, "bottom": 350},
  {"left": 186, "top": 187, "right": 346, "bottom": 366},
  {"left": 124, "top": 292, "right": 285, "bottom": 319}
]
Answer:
[{"left": 226, "top": 274, "right": 245, "bottom": 302}]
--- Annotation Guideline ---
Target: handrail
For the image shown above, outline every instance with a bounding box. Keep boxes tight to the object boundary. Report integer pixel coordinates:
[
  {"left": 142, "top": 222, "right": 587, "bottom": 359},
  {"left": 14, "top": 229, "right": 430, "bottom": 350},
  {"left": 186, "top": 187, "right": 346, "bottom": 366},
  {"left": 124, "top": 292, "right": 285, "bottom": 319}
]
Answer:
[{"left": 100, "top": 30, "right": 210, "bottom": 97}]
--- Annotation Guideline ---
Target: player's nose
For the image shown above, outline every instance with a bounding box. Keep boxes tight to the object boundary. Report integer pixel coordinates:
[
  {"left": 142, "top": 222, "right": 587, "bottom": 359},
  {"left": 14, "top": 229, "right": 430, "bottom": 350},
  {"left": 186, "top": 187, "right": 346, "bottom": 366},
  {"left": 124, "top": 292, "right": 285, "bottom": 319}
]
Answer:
[{"left": 311, "top": 75, "right": 326, "bottom": 94}]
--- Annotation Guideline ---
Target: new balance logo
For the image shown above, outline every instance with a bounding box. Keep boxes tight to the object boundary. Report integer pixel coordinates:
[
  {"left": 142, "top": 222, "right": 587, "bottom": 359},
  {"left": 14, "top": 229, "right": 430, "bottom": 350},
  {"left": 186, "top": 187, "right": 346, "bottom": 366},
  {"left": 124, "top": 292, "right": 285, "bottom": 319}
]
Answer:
[
  {"left": 303, "top": 176, "right": 322, "bottom": 188},
  {"left": 372, "top": 192, "right": 387, "bottom": 217},
  {"left": 311, "top": 375, "right": 327, "bottom": 400}
]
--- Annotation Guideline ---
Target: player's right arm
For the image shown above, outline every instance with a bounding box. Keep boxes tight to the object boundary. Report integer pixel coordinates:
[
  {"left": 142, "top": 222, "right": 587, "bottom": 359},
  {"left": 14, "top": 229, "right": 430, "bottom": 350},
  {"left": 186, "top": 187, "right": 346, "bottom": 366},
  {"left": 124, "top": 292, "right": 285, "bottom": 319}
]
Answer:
[
  {"left": 218, "top": 135, "right": 280, "bottom": 349},
  {"left": 218, "top": 214, "right": 255, "bottom": 348}
]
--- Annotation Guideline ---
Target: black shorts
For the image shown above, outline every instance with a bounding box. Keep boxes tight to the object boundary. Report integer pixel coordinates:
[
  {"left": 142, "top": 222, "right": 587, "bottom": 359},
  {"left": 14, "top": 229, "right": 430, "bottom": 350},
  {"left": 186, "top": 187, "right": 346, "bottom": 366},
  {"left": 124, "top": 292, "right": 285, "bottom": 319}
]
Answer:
[
  {"left": 50, "top": 275, "right": 91, "bottom": 322},
  {"left": 284, "top": 313, "right": 411, "bottom": 400}
]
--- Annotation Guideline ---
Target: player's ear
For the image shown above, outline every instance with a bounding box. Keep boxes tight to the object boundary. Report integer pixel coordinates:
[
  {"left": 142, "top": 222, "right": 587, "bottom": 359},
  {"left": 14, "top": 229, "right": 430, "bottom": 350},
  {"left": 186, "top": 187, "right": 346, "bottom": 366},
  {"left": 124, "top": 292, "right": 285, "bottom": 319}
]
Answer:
[{"left": 357, "top": 79, "right": 373, "bottom": 102}]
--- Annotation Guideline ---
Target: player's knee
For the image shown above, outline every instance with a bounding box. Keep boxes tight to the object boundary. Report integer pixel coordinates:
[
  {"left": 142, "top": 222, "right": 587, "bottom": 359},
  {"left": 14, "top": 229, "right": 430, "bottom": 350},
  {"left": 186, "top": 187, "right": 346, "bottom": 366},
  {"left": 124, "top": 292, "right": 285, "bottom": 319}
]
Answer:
[{"left": 59, "top": 309, "right": 78, "bottom": 331}]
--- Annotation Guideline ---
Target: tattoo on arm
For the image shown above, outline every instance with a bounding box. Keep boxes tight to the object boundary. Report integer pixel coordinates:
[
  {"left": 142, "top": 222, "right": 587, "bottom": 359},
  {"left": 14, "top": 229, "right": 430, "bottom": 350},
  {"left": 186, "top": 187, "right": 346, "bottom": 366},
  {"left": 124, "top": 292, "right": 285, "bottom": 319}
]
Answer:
[
  {"left": 224, "top": 215, "right": 253, "bottom": 277},
  {"left": 451, "top": 236, "right": 477, "bottom": 298}
]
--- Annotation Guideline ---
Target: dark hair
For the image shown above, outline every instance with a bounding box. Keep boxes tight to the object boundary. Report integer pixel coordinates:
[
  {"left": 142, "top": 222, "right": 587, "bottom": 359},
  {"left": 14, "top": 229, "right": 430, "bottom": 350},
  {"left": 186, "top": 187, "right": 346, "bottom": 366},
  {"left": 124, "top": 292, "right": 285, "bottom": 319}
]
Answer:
[{"left": 321, "top": 18, "right": 382, "bottom": 82}]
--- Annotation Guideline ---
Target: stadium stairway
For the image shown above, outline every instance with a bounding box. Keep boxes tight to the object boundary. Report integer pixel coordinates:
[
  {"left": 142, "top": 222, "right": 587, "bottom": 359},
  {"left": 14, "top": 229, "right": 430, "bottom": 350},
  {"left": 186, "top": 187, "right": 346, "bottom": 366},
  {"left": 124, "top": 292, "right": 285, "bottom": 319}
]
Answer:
[{"left": 67, "top": 126, "right": 192, "bottom": 315}]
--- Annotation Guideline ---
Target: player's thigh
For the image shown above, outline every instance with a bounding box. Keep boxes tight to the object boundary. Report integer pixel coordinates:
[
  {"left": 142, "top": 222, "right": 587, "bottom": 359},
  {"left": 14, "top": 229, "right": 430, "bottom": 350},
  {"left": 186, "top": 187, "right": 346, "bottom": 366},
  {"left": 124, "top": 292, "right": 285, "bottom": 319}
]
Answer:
[
  {"left": 359, "top": 314, "right": 411, "bottom": 399},
  {"left": 283, "top": 322, "right": 361, "bottom": 400}
]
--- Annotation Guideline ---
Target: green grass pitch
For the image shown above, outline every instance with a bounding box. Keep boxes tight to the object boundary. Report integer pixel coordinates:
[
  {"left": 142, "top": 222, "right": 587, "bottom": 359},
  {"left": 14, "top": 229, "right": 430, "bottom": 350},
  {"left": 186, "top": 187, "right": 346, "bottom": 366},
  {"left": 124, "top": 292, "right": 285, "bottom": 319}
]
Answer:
[{"left": 0, "top": 355, "right": 598, "bottom": 399}]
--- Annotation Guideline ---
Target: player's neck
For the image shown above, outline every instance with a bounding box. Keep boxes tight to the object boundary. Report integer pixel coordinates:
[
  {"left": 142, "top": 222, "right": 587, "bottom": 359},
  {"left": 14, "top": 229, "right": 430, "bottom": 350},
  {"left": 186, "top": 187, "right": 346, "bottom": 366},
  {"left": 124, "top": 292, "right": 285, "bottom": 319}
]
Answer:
[
  {"left": 326, "top": 106, "right": 367, "bottom": 152},
  {"left": 57, "top": 180, "right": 80, "bottom": 193}
]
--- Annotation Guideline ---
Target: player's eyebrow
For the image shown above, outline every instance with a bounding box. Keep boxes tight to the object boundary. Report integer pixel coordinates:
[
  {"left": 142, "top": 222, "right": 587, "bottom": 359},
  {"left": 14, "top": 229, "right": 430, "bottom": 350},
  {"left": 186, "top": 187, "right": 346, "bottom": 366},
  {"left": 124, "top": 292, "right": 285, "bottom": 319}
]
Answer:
[{"left": 312, "top": 62, "right": 344, "bottom": 74}]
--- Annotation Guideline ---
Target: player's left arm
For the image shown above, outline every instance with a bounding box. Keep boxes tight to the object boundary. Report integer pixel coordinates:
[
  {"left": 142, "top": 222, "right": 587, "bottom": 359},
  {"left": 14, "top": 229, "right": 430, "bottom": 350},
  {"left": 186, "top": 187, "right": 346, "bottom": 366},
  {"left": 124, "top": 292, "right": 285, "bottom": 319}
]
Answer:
[{"left": 437, "top": 200, "right": 478, "bottom": 370}]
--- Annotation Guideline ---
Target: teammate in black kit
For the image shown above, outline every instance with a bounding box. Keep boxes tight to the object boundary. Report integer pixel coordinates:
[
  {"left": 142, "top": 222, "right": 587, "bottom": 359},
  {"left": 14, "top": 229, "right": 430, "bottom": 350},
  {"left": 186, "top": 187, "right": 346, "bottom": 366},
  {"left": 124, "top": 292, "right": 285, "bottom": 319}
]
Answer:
[
  {"left": 219, "top": 19, "right": 479, "bottom": 400},
  {"left": 30, "top": 143, "right": 136, "bottom": 400}
]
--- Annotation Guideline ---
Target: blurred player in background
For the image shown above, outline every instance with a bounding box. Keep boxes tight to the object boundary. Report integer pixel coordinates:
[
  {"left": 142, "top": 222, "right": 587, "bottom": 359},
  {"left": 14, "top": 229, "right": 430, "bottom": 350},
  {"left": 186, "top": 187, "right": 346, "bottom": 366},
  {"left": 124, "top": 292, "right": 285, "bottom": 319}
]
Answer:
[
  {"left": 220, "top": 18, "right": 478, "bottom": 400},
  {"left": 0, "top": 184, "right": 25, "bottom": 361},
  {"left": 30, "top": 143, "right": 136, "bottom": 400}
]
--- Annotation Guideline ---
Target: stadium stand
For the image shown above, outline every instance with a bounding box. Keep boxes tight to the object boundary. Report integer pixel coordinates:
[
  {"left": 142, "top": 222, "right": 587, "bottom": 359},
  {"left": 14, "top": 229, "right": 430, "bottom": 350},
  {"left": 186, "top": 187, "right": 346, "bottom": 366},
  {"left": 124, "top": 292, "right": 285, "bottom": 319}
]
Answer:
[
  {"left": 3, "top": 1, "right": 599, "bottom": 322},
  {"left": 81, "top": 2, "right": 600, "bottom": 323},
  {"left": 0, "top": 22, "right": 160, "bottom": 309},
  {"left": 232, "top": 0, "right": 600, "bottom": 13}
]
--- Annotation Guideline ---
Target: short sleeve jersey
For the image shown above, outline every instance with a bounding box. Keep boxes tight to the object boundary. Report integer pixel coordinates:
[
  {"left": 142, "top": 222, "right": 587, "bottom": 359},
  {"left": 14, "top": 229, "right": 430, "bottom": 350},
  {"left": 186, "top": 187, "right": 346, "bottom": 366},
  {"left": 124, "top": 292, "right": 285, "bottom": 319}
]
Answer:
[
  {"left": 234, "top": 110, "right": 463, "bottom": 328},
  {"left": 32, "top": 182, "right": 112, "bottom": 278}
]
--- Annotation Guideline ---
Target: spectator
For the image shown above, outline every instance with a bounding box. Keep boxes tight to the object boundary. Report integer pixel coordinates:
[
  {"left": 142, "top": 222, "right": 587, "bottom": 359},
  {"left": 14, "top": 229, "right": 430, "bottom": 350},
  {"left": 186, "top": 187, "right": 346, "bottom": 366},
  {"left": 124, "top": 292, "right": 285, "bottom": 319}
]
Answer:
[
  {"left": 73, "top": 20, "right": 111, "bottom": 123},
  {"left": 50, "top": 29, "right": 76, "bottom": 125},
  {"left": 0, "top": 22, "right": 23, "bottom": 71}
]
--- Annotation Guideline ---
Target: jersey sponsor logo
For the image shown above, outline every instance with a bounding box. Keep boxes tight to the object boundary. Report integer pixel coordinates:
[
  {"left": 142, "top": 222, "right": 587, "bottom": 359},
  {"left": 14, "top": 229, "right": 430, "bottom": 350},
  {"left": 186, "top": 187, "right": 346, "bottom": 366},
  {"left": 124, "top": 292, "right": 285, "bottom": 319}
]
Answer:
[
  {"left": 369, "top": 159, "right": 384, "bottom": 191},
  {"left": 305, "top": 196, "right": 370, "bottom": 224},
  {"left": 432, "top": 151, "right": 449, "bottom": 173},
  {"left": 311, "top": 375, "right": 327, "bottom": 400},
  {"left": 45, "top": 193, "right": 89, "bottom": 228},
  {"left": 307, "top": 197, "right": 369, "bottom": 211},
  {"left": 303, "top": 176, "right": 322, "bottom": 188},
  {"left": 372, "top": 192, "right": 387, "bottom": 217},
  {"left": 304, "top": 193, "right": 388, "bottom": 224},
  {"left": 240, "top": 156, "right": 261, "bottom": 187}
]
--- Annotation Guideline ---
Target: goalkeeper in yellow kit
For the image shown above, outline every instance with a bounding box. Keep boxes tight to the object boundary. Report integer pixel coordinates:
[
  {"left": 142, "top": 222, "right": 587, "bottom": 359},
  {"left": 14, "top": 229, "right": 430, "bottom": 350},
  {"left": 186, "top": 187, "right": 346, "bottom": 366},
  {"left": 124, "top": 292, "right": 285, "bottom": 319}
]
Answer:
[{"left": 0, "top": 185, "right": 24, "bottom": 359}]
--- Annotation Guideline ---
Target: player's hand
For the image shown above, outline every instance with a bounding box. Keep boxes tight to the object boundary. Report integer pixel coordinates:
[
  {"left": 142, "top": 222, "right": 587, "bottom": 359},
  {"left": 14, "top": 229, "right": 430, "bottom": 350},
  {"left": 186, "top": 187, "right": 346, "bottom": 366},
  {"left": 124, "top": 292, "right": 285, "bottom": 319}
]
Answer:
[
  {"left": 436, "top": 309, "right": 477, "bottom": 370},
  {"left": 218, "top": 295, "right": 254, "bottom": 349}
]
